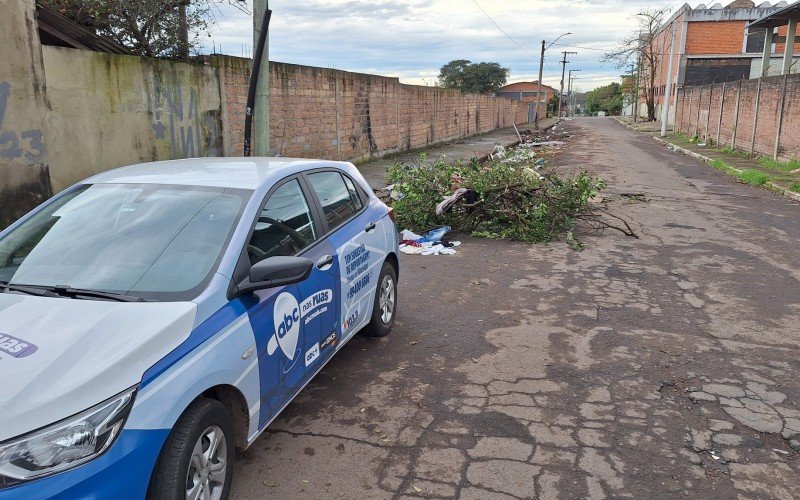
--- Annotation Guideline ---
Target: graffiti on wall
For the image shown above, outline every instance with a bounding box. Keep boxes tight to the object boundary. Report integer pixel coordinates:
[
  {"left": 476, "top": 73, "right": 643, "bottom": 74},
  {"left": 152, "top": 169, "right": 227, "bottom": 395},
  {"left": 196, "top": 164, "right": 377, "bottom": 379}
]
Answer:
[
  {"left": 150, "top": 83, "right": 221, "bottom": 159},
  {"left": 0, "top": 82, "right": 44, "bottom": 163}
]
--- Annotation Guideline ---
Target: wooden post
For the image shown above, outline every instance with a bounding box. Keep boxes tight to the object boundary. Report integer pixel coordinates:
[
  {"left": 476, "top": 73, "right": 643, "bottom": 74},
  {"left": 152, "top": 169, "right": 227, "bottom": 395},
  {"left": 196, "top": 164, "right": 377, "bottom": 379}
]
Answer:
[
  {"left": 774, "top": 74, "right": 789, "bottom": 160},
  {"left": 716, "top": 82, "right": 726, "bottom": 146},
  {"left": 731, "top": 80, "right": 742, "bottom": 150},
  {"left": 750, "top": 78, "right": 763, "bottom": 156}
]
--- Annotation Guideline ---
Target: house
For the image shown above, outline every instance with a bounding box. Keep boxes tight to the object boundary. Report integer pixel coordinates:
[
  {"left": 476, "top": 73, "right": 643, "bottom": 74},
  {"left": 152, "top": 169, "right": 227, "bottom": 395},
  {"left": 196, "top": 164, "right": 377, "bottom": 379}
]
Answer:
[
  {"left": 495, "top": 81, "right": 558, "bottom": 120},
  {"left": 647, "top": 0, "right": 800, "bottom": 120},
  {"left": 496, "top": 81, "right": 557, "bottom": 104}
]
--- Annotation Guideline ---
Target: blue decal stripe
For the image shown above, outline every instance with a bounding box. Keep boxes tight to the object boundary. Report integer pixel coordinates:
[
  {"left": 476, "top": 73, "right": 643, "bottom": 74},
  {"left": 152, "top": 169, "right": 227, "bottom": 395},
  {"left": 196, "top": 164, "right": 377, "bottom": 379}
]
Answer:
[{"left": 141, "top": 300, "right": 248, "bottom": 387}]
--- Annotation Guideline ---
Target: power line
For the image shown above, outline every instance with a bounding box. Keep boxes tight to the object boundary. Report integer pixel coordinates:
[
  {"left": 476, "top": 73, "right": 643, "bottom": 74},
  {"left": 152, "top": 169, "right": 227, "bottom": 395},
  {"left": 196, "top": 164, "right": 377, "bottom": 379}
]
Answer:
[{"left": 469, "top": 0, "right": 535, "bottom": 55}]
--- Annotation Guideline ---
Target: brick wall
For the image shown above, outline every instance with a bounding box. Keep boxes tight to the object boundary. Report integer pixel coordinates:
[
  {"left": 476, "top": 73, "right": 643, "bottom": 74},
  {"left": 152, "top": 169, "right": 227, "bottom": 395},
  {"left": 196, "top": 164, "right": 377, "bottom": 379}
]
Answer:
[
  {"left": 686, "top": 21, "right": 748, "bottom": 55},
  {"left": 675, "top": 74, "right": 800, "bottom": 161},
  {"left": 212, "top": 56, "right": 529, "bottom": 162}
]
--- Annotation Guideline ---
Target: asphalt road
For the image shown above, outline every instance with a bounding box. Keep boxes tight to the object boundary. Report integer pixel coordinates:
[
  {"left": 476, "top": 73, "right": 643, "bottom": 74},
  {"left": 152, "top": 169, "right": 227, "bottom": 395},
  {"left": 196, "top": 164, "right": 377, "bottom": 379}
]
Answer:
[{"left": 231, "top": 118, "right": 800, "bottom": 499}]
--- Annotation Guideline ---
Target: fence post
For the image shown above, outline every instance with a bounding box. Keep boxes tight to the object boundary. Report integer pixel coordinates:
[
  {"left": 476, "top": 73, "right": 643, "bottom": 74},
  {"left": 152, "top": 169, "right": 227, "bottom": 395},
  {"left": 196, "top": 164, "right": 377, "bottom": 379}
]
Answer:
[
  {"left": 335, "top": 72, "right": 342, "bottom": 160},
  {"left": 396, "top": 81, "right": 401, "bottom": 152},
  {"left": 705, "top": 84, "right": 714, "bottom": 142},
  {"left": 750, "top": 78, "right": 763, "bottom": 156},
  {"left": 731, "top": 80, "right": 742, "bottom": 150},
  {"left": 774, "top": 73, "right": 789, "bottom": 160},
  {"left": 694, "top": 86, "right": 703, "bottom": 138},
  {"left": 716, "top": 82, "right": 726, "bottom": 146},
  {"left": 676, "top": 87, "right": 684, "bottom": 133}
]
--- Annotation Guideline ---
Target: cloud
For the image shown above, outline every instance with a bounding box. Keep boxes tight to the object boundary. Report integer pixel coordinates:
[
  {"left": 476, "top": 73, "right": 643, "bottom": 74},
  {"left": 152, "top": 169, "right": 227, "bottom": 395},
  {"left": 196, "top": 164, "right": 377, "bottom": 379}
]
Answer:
[{"left": 204, "top": 0, "right": 689, "bottom": 91}]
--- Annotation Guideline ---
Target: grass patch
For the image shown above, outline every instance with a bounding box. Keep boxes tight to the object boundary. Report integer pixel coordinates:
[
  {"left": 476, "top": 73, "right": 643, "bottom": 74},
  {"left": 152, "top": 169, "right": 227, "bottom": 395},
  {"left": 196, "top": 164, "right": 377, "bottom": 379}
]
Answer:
[
  {"left": 737, "top": 169, "right": 771, "bottom": 186},
  {"left": 789, "top": 182, "right": 800, "bottom": 193},
  {"left": 710, "top": 159, "right": 737, "bottom": 174},
  {"left": 716, "top": 145, "right": 752, "bottom": 159},
  {"left": 757, "top": 156, "right": 800, "bottom": 173},
  {"left": 673, "top": 132, "right": 698, "bottom": 144}
]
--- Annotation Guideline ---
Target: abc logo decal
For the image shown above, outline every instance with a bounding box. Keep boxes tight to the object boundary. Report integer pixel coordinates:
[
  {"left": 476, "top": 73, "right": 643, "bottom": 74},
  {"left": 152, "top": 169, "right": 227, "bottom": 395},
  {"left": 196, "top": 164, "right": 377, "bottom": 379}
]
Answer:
[{"left": 269, "top": 292, "right": 300, "bottom": 360}]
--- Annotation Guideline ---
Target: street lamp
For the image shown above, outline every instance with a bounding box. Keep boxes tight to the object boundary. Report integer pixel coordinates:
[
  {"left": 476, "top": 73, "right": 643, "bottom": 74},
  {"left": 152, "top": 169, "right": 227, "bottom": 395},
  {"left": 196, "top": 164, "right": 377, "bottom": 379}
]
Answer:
[
  {"left": 534, "top": 32, "right": 571, "bottom": 129},
  {"left": 568, "top": 69, "right": 581, "bottom": 117}
]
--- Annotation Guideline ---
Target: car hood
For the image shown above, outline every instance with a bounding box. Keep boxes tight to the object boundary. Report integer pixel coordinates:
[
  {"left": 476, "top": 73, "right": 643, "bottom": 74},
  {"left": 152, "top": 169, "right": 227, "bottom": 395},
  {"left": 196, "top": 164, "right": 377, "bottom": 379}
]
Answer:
[{"left": 0, "top": 293, "right": 196, "bottom": 442}]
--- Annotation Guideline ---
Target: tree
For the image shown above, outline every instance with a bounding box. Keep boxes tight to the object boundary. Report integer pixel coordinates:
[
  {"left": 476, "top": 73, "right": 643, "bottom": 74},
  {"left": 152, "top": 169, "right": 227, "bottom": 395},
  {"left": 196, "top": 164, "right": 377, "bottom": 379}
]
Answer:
[
  {"left": 438, "top": 60, "right": 509, "bottom": 94},
  {"left": 603, "top": 8, "right": 670, "bottom": 121},
  {"left": 438, "top": 60, "right": 472, "bottom": 89},
  {"left": 40, "top": 0, "right": 247, "bottom": 60},
  {"left": 585, "top": 83, "right": 624, "bottom": 116}
]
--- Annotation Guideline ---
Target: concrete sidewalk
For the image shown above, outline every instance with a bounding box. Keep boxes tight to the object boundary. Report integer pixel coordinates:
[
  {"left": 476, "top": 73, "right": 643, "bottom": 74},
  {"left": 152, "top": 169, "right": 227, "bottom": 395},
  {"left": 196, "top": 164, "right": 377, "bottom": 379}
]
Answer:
[{"left": 356, "top": 118, "right": 559, "bottom": 188}]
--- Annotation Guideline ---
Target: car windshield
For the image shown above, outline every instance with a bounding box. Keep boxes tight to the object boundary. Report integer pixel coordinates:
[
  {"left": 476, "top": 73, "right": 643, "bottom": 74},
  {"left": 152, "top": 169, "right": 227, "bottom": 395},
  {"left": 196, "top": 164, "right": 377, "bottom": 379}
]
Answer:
[{"left": 0, "top": 183, "right": 249, "bottom": 301}]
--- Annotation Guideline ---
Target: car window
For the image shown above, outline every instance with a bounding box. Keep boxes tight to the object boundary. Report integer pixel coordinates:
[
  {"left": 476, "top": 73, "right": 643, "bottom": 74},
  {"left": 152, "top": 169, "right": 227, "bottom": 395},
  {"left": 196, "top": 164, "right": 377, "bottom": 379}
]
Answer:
[
  {"left": 307, "top": 172, "right": 358, "bottom": 231},
  {"left": 0, "top": 184, "right": 247, "bottom": 301},
  {"left": 342, "top": 174, "right": 364, "bottom": 211},
  {"left": 248, "top": 179, "right": 317, "bottom": 263}
]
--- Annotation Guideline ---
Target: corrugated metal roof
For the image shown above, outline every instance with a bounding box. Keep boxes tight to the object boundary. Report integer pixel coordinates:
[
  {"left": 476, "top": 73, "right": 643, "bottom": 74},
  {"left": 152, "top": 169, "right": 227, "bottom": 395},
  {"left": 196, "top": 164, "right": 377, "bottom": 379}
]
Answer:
[
  {"left": 748, "top": 0, "right": 800, "bottom": 27},
  {"left": 36, "top": 2, "right": 131, "bottom": 55}
]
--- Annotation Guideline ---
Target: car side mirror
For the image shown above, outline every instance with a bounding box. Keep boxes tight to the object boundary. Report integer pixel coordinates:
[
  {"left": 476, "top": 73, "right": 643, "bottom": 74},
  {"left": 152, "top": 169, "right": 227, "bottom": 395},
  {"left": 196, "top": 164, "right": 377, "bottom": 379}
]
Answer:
[{"left": 235, "top": 256, "right": 314, "bottom": 296}]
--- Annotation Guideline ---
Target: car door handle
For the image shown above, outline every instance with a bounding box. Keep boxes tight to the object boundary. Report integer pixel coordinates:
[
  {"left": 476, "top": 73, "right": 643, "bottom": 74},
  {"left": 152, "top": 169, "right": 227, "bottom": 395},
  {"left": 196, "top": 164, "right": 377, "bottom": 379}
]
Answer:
[
  {"left": 364, "top": 222, "right": 377, "bottom": 232},
  {"left": 316, "top": 254, "right": 334, "bottom": 269}
]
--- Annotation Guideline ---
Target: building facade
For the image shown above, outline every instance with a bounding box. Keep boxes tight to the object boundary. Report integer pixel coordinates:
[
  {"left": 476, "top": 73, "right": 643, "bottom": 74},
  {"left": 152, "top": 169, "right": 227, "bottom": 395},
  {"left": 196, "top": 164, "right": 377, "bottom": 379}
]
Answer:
[
  {"left": 496, "top": 81, "right": 557, "bottom": 102},
  {"left": 646, "top": 0, "right": 800, "bottom": 121}
]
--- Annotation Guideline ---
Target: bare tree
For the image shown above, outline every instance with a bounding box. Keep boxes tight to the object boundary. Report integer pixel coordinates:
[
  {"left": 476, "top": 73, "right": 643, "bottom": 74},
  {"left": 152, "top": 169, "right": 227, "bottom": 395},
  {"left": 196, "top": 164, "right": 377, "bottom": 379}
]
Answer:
[{"left": 604, "top": 8, "right": 670, "bottom": 122}]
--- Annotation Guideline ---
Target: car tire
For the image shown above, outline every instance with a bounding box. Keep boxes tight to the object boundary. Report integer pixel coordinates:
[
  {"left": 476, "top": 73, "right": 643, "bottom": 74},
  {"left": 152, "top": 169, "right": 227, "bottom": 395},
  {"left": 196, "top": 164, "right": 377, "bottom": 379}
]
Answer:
[
  {"left": 147, "top": 398, "right": 235, "bottom": 500},
  {"left": 362, "top": 260, "right": 397, "bottom": 337}
]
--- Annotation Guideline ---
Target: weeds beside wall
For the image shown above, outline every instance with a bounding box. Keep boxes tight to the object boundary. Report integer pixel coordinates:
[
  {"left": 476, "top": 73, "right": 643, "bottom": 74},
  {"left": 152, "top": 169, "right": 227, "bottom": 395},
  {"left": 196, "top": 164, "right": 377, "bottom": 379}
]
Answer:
[{"left": 675, "top": 74, "right": 800, "bottom": 162}]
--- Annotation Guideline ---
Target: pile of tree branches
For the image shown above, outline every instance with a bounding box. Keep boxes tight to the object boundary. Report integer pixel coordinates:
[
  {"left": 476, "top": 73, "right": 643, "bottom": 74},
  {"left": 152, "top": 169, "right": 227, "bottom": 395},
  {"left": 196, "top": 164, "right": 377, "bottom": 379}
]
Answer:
[{"left": 387, "top": 149, "right": 637, "bottom": 248}]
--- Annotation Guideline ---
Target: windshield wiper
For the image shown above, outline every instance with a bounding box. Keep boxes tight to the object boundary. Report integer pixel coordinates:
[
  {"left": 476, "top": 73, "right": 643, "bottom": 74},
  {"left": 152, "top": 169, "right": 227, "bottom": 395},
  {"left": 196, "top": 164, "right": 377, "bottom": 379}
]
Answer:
[
  {"left": 0, "top": 281, "right": 61, "bottom": 298},
  {"left": 0, "top": 281, "right": 144, "bottom": 302},
  {"left": 49, "top": 286, "right": 145, "bottom": 302}
]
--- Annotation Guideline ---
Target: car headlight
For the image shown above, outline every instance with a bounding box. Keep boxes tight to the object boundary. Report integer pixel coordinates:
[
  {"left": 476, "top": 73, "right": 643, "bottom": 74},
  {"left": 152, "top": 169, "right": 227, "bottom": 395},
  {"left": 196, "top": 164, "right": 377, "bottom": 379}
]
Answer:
[{"left": 0, "top": 387, "right": 136, "bottom": 488}]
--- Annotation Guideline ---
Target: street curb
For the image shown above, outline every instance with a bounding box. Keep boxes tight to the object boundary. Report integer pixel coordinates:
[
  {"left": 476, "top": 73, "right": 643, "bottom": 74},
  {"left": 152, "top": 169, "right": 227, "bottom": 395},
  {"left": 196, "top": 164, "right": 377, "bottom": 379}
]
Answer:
[
  {"left": 650, "top": 136, "right": 800, "bottom": 203},
  {"left": 614, "top": 117, "right": 800, "bottom": 203}
]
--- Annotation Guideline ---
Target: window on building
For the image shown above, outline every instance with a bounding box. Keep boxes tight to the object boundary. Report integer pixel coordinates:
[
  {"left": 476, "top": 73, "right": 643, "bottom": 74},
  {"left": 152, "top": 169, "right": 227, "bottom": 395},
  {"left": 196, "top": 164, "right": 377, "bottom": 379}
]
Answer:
[
  {"left": 307, "top": 171, "right": 359, "bottom": 231},
  {"left": 746, "top": 27, "right": 767, "bottom": 53}
]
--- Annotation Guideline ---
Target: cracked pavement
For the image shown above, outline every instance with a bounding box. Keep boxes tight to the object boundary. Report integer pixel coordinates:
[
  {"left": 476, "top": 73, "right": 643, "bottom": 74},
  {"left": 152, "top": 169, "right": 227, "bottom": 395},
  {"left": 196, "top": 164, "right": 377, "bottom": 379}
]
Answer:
[{"left": 231, "top": 118, "right": 800, "bottom": 499}]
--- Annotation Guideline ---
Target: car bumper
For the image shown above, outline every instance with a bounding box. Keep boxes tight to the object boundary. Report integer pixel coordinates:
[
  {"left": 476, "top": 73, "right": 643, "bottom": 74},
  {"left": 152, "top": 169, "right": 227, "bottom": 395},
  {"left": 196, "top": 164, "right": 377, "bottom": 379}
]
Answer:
[{"left": 0, "top": 428, "right": 168, "bottom": 500}]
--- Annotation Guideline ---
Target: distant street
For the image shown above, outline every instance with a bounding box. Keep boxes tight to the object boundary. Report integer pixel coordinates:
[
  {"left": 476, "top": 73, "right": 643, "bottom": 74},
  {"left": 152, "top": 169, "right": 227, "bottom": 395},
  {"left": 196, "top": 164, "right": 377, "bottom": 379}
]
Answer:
[{"left": 232, "top": 118, "right": 800, "bottom": 499}]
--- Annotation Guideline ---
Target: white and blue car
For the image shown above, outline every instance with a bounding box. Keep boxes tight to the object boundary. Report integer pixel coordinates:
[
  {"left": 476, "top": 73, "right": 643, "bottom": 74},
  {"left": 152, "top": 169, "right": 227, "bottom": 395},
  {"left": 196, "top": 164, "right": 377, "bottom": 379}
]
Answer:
[{"left": 0, "top": 158, "right": 399, "bottom": 499}]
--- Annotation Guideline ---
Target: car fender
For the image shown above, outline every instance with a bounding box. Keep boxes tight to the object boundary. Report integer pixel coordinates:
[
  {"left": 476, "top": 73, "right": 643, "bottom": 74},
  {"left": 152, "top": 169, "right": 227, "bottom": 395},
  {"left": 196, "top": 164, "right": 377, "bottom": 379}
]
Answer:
[{"left": 127, "top": 310, "right": 262, "bottom": 442}]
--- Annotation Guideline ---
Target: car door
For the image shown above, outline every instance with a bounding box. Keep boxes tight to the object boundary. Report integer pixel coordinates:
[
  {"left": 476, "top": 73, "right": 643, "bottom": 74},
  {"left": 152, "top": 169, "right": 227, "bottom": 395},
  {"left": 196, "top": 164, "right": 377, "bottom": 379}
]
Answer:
[
  {"left": 239, "top": 176, "right": 339, "bottom": 429},
  {"left": 304, "top": 170, "right": 388, "bottom": 344}
]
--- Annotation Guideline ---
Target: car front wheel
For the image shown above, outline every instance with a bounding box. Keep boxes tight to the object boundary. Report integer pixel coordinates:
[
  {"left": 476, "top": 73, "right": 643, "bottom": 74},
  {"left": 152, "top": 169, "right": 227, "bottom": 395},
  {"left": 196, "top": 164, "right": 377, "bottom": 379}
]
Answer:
[{"left": 148, "top": 399, "right": 235, "bottom": 500}]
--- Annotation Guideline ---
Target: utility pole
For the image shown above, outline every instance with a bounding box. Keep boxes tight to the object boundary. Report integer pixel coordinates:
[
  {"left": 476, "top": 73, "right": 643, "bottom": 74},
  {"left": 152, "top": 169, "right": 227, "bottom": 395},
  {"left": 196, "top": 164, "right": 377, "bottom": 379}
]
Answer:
[
  {"left": 558, "top": 51, "right": 576, "bottom": 119},
  {"left": 660, "top": 22, "right": 677, "bottom": 137},
  {"left": 534, "top": 33, "right": 571, "bottom": 129},
  {"left": 534, "top": 40, "right": 546, "bottom": 129},
  {"left": 253, "top": 0, "right": 270, "bottom": 156},
  {"left": 568, "top": 69, "right": 581, "bottom": 117}
]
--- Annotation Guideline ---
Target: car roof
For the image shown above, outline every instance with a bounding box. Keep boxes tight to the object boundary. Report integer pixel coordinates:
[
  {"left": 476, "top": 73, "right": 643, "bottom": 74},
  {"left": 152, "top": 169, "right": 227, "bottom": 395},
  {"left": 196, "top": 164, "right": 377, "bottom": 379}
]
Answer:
[{"left": 85, "top": 157, "right": 355, "bottom": 190}]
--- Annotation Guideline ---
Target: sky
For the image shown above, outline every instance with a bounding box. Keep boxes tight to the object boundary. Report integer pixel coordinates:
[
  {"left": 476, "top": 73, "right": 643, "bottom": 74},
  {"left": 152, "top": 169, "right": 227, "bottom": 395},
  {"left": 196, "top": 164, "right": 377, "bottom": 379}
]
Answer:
[{"left": 203, "top": 0, "right": 692, "bottom": 92}]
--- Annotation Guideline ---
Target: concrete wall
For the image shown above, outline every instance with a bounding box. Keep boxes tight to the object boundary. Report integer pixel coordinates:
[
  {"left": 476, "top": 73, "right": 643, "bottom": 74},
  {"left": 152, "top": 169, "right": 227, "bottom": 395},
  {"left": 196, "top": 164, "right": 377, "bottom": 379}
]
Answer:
[
  {"left": 0, "top": 0, "right": 51, "bottom": 229},
  {"left": 214, "top": 56, "right": 529, "bottom": 160},
  {"left": 41, "top": 47, "right": 223, "bottom": 191},
  {"left": 675, "top": 74, "right": 800, "bottom": 161}
]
